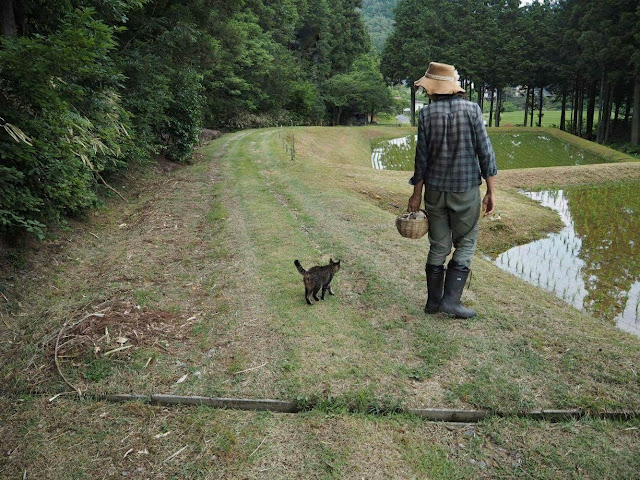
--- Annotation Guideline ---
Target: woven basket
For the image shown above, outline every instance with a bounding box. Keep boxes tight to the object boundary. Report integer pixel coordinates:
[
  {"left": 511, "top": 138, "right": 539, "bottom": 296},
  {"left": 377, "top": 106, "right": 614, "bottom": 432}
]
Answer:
[{"left": 396, "top": 210, "right": 429, "bottom": 239}]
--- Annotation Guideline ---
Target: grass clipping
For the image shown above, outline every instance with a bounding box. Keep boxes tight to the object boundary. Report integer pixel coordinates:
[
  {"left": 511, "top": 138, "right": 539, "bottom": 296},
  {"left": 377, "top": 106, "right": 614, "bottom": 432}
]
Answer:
[{"left": 50, "top": 300, "right": 189, "bottom": 395}]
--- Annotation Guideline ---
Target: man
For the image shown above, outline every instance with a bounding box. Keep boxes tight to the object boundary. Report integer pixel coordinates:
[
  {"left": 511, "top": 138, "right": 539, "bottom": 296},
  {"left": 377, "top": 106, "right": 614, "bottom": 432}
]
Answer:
[{"left": 407, "top": 62, "right": 497, "bottom": 319}]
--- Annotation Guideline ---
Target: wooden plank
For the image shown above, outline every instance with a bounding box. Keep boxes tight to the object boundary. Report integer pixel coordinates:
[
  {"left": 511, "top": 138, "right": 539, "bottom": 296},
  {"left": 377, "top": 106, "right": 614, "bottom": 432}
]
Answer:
[
  {"left": 103, "top": 394, "right": 150, "bottom": 402},
  {"left": 406, "top": 408, "right": 491, "bottom": 423},
  {"left": 150, "top": 395, "right": 299, "bottom": 413},
  {"left": 521, "top": 409, "right": 583, "bottom": 422},
  {"left": 98, "top": 394, "right": 639, "bottom": 423}
]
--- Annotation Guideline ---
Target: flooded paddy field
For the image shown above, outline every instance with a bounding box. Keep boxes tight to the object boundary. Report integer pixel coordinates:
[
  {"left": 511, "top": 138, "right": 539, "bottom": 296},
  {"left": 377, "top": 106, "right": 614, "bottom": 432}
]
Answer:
[
  {"left": 495, "top": 181, "right": 640, "bottom": 336},
  {"left": 371, "top": 131, "right": 615, "bottom": 172},
  {"left": 371, "top": 131, "right": 639, "bottom": 335}
]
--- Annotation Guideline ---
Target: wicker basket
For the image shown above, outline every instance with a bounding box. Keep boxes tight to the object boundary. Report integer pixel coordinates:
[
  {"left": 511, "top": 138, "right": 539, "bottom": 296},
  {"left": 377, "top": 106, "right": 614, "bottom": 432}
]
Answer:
[{"left": 396, "top": 210, "right": 429, "bottom": 239}]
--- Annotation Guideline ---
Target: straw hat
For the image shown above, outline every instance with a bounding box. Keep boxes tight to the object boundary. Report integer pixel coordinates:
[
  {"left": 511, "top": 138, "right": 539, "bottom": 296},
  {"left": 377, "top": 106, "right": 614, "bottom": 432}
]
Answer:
[{"left": 414, "top": 62, "right": 465, "bottom": 95}]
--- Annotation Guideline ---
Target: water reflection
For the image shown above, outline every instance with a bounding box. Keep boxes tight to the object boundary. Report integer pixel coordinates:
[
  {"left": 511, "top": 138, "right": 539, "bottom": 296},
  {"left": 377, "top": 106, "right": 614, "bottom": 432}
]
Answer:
[
  {"left": 371, "top": 132, "right": 609, "bottom": 171},
  {"left": 495, "top": 188, "right": 640, "bottom": 337},
  {"left": 371, "top": 135, "right": 416, "bottom": 171}
]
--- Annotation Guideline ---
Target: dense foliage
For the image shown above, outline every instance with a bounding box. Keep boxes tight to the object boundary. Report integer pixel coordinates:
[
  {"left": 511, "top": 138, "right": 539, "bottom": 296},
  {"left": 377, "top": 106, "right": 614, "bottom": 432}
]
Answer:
[
  {"left": 0, "top": 0, "right": 390, "bottom": 238},
  {"left": 361, "top": 0, "right": 397, "bottom": 52},
  {"left": 381, "top": 0, "right": 640, "bottom": 143}
]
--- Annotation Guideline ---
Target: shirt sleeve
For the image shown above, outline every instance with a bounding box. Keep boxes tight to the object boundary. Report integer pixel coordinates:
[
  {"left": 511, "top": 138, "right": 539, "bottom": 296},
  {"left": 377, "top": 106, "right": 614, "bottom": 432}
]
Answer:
[
  {"left": 409, "top": 109, "right": 428, "bottom": 185},
  {"left": 473, "top": 104, "right": 498, "bottom": 179}
]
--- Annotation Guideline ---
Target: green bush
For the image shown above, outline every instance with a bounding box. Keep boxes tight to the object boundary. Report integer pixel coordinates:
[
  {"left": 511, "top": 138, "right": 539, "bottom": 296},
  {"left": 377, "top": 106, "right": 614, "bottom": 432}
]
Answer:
[
  {"left": 501, "top": 101, "right": 519, "bottom": 112},
  {"left": 161, "top": 68, "right": 204, "bottom": 162},
  {"left": 0, "top": 9, "right": 134, "bottom": 238}
]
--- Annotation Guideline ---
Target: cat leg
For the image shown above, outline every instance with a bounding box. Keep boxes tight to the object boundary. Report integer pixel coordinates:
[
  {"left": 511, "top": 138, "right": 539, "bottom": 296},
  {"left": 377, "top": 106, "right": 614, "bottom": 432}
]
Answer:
[
  {"left": 328, "top": 283, "right": 335, "bottom": 295},
  {"left": 305, "top": 288, "right": 312, "bottom": 305},
  {"left": 321, "top": 285, "right": 327, "bottom": 300},
  {"left": 312, "top": 286, "right": 321, "bottom": 302}
]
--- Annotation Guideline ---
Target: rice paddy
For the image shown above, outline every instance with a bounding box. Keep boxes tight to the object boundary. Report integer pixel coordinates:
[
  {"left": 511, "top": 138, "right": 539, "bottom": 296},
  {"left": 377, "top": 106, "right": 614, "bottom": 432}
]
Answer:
[
  {"left": 371, "top": 130, "right": 618, "bottom": 172},
  {"left": 495, "top": 181, "right": 640, "bottom": 335},
  {"left": 372, "top": 129, "right": 640, "bottom": 335}
]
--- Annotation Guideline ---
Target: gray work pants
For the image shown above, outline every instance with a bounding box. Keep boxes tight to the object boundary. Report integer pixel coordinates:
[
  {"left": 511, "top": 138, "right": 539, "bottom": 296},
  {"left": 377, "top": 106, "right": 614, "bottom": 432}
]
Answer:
[{"left": 424, "top": 187, "right": 481, "bottom": 268}]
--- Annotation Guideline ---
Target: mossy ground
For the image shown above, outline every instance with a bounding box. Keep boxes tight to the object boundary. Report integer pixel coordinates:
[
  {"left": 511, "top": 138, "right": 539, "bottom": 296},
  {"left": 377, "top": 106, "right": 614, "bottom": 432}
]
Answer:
[{"left": 2, "top": 126, "right": 640, "bottom": 478}]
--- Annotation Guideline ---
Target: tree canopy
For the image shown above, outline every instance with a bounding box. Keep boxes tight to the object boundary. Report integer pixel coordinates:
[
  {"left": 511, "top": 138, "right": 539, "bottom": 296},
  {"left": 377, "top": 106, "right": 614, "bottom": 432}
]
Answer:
[
  {"left": 381, "top": 0, "right": 640, "bottom": 138},
  {"left": 0, "top": 0, "right": 391, "bottom": 238}
]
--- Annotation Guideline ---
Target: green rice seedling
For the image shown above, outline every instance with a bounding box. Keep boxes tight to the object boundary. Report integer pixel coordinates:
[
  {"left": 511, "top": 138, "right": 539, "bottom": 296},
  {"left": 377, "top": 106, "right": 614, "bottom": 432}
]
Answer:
[{"left": 370, "top": 129, "right": 628, "bottom": 172}]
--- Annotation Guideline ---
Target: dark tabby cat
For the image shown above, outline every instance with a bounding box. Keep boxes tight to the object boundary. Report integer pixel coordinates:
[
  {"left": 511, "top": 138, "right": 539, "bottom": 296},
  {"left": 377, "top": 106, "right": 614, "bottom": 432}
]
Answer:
[{"left": 294, "top": 258, "right": 341, "bottom": 305}]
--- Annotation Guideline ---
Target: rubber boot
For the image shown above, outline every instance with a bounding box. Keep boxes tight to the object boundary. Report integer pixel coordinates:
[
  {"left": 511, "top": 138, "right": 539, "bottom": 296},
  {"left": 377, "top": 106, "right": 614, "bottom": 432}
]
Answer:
[
  {"left": 424, "top": 264, "right": 445, "bottom": 314},
  {"left": 439, "top": 260, "right": 476, "bottom": 318}
]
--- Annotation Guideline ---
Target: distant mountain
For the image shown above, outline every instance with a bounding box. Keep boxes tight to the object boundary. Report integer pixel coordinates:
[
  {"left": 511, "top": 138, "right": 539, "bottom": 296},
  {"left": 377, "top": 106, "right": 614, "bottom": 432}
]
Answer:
[{"left": 361, "top": 0, "right": 397, "bottom": 51}]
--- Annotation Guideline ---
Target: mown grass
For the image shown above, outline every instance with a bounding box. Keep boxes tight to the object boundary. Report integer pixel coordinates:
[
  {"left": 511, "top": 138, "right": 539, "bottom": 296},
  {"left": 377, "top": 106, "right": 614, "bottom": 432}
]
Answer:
[
  {"left": 2, "top": 126, "right": 640, "bottom": 478},
  {"left": 488, "top": 109, "right": 567, "bottom": 127},
  {"left": 2, "top": 395, "right": 639, "bottom": 479}
]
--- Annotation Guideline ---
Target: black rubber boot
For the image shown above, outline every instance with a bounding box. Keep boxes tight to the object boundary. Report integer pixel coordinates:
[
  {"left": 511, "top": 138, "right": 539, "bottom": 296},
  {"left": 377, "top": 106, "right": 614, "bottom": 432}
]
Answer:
[
  {"left": 439, "top": 260, "right": 476, "bottom": 318},
  {"left": 424, "top": 264, "right": 445, "bottom": 314}
]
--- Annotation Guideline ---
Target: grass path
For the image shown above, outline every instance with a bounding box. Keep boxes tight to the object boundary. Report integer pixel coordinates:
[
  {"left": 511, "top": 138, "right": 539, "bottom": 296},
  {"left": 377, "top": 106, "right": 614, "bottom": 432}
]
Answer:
[
  {"left": 204, "top": 127, "right": 640, "bottom": 412},
  {"left": 2, "top": 126, "right": 640, "bottom": 478}
]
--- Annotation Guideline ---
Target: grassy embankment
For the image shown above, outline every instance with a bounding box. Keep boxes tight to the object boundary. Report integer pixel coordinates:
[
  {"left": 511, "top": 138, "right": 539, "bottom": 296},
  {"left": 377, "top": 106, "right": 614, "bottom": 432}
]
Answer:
[
  {"left": 2, "top": 126, "right": 640, "bottom": 478},
  {"left": 487, "top": 110, "right": 566, "bottom": 127}
]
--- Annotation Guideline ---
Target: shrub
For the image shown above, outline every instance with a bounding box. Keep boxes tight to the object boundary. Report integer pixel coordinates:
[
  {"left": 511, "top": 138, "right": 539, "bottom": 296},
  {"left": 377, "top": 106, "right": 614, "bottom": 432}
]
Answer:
[
  {"left": 501, "top": 101, "right": 519, "bottom": 112},
  {"left": 161, "top": 68, "right": 205, "bottom": 163},
  {"left": 0, "top": 9, "right": 134, "bottom": 238}
]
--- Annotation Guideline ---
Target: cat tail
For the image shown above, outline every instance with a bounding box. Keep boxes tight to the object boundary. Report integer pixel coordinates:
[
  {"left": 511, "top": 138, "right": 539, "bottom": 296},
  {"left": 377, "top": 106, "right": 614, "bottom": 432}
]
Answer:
[{"left": 294, "top": 260, "right": 306, "bottom": 275}]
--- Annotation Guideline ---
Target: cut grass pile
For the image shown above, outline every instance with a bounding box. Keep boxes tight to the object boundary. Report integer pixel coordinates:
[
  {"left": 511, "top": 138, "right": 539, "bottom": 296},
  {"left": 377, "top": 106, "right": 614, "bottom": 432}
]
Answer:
[{"left": 2, "top": 126, "right": 640, "bottom": 478}]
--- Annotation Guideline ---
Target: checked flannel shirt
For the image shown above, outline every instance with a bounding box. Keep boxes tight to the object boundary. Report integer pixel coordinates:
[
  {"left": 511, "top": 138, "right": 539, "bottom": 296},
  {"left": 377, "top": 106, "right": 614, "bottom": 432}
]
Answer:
[{"left": 410, "top": 96, "right": 497, "bottom": 192}]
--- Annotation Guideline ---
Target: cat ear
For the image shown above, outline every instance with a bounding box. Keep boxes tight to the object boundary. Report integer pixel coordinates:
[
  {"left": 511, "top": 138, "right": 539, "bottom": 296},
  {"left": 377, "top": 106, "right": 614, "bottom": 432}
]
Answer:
[{"left": 330, "top": 258, "right": 334, "bottom": 263}]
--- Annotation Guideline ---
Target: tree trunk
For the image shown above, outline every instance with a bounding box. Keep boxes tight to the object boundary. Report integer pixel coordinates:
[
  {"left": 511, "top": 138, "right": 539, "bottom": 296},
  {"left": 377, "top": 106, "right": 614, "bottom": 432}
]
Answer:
[
  {"left": 572, "top": 76, "right": 579, "bottom": 134},
  {"left": 596, "top": 78, "right": 609, "bottom": 144},
  {"left": 612, "top": 98, "right": 620, "bottom": 136},
  {"left": 603, "top": 83, "right": 614, "bottom": 144},
  {"left": 578, "top": 84, "right": 584, "bottom": 136},
  {"left": 560, "top": 88, "right": 567, "bottom": 131},
  {"left": 524, "top": 86, "right": 529, "bottom": 126},
  {"left": 333, "top": 106, "right": 342, "bottom": 126},
  {"left": 411, "top": 87, "right": 416, "bottom": 127},
  {"left": 537, "top": 86, "right": 543, "bottom": 127},
  {"left": 495, "top": 88, "right": 501, "bottom": 127},
  {"left": 489, "top": 88, "right": 494, "bottom": 127},
  {"left": 529, "top": 87, "right": 534, "bottom": 127},
  {"left": 0, "top": 0, "right": 17, "bottom": 36},
  {"left": 569, "top": 82, "right": 575, "bottom": 134},
  {"left": 624, "top": 92, "right": 632, "bottom": 129},
  {"left": 586, "top": 80, "right": 598, "bottom": 140},
  {"left": 631, "top": 75, "right": 640, "bottom": 145}
]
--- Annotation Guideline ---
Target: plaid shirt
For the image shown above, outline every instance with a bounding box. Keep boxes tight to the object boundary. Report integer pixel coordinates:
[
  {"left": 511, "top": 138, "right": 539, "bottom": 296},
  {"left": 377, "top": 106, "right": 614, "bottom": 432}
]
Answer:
[{"left": 410, "top": 96, "right": 497, "bottom": 192}]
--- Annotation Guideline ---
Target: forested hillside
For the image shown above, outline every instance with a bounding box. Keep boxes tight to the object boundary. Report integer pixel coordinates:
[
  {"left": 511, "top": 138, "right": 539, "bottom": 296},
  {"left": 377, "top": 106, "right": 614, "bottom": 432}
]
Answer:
[
  {"left": 361, "top": 0, "right": 397, "bottom": 51},
  {"left": 0, "top": 0, "right": 391, "bottom": 239},
  {"left": 382, "top": 0, "right": 640, "bottom": 143}
]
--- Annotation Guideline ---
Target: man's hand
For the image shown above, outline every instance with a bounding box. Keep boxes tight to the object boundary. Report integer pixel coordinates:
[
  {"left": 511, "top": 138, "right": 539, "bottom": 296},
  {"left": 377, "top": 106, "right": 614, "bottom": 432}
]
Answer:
[
  {"left": 408, "top": 193, "right": 421, "bottom": 212},
  {"left": 482, "top": 191, "right": 495, "bottom": 216},
  {"left": 482, "top": 175, "right": 496, "bottom": 216},
  {"left": 408, "top": 180, "right": 424, "bottom": 212}
]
